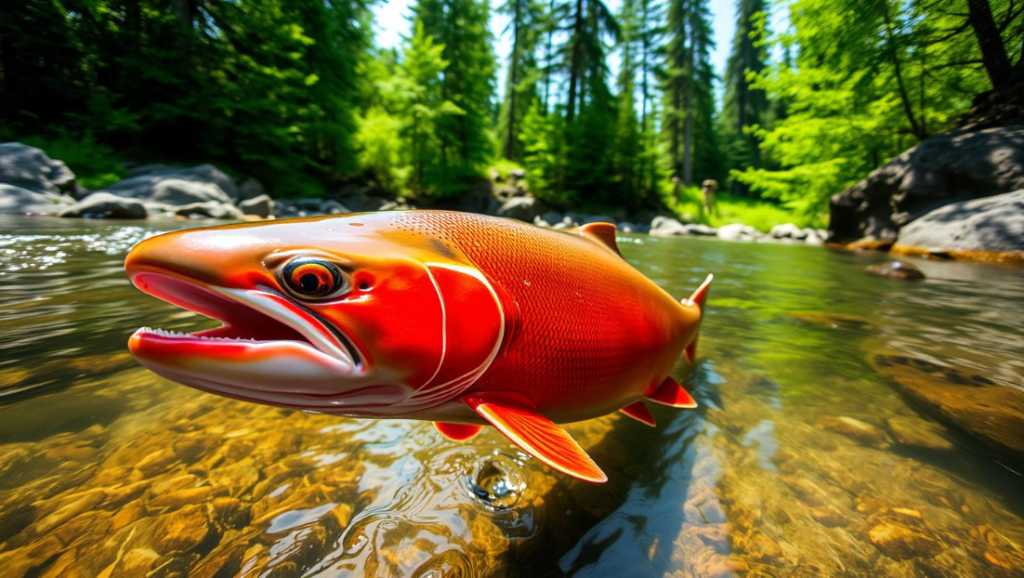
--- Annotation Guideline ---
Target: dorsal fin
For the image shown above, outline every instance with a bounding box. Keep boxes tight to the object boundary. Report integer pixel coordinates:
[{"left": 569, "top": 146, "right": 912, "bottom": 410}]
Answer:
[
  {"left": 578, "top": 223, "right": 620, "bottom": 256},
  {"left": 465, "top": 394, "right": 607, "bottom": 483}
]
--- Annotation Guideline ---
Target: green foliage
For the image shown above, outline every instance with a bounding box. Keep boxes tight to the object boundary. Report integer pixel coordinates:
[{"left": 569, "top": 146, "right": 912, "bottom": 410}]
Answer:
[
  {"left": 414, "top": 0, "right": 498, "bottom": 193},
  {"left": 1, "top": 0, "right": 371, "bottom": 198},
  {"left": 3, "top": 0, "right": 1018, "bottom": 218},
  {"left": 720, "top": 0, "right": 769, "bottom": 194},
  {"left": 489, "top": 159, "right": 527, "bottom": 182},
  {"left": 667, "top": 187, "right": 821, "bottom": 231},
  {"left": 733, "top": 0, "right": 1021, "bottom": 215},
  {"left": 497, "top": 0, "right": 546, "bottom": 160},
  {"left": 663, "top": 0, "right": 719, "bottom": 187},
  {"left": 520, "top": 102, "right": 572, "bottom": 205}
]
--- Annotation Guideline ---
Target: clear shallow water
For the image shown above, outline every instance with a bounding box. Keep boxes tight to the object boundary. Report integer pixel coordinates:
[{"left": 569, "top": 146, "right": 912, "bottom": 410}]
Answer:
[{"left": 2, "top": 215, "right": 1024, "bottom": 577}]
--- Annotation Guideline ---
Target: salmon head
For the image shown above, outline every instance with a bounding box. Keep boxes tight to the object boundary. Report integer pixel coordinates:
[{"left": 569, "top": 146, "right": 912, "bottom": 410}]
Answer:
[{"left": 125, "top": 212, "right": 504, "bottom": 417}]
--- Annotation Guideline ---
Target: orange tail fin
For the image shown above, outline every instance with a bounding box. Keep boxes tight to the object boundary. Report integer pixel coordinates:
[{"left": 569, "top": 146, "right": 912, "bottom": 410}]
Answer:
[{"left": 683, "top": 274, "right": 712, "bottom": 364}]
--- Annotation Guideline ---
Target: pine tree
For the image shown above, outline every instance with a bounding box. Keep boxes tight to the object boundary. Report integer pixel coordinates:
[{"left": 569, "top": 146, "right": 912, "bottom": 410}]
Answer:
[
  {"left": 663, "top": 0, "right": 716, "bottom": 192},
  {"left": 613, "top": 0, "right": 641, "bottom": 200},
  {"left": 498, "top": 0, "right": 544, "bottom": 160},
  {"left": 636, "top": 0, "right": 665, "bottom": 201},
  {"left": 722, "top": 0, "right": 769, "bottom": 195},
  {"left": 414, "top": 0, "right": 497, "bottom": 191}
]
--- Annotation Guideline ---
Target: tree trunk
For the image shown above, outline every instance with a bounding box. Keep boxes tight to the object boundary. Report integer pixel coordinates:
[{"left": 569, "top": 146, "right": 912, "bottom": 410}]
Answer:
[
  {"left": 966, "top": 0, "right": 1012, "bottom": 89},
  {"left": 543, "top": 0, "right": 555, "bottom": 114},
  {"left": 682, "top": 33, "right": 693, "bottom": 187},
  {"left": 566, "top": 0, "right": 584, "bottom": 122},
  {"left": 169, "top": 0, "right": 195, "bottom": 59},
  {"left": 880, "top": 0, "right": 927, "bottom": 140},
  {"left": 505, "top": 0, "right": 522, "bottom": 159}
]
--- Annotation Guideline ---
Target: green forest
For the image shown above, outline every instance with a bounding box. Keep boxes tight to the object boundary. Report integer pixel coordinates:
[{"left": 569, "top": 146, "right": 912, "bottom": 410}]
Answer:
[{"left": 1, "top": 0, "right": 1021, "bottom": 226}]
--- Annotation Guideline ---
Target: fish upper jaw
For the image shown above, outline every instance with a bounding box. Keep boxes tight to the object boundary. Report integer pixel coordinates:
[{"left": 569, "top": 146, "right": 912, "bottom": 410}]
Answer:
[{"left": 126, "top": 270, "right": 378, "bottom": 401}]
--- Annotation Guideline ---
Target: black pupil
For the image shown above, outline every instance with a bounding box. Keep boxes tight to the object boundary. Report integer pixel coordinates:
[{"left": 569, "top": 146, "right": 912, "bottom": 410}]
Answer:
[{"left": 299, "top": 272, "right": 323, "bottom": 293}]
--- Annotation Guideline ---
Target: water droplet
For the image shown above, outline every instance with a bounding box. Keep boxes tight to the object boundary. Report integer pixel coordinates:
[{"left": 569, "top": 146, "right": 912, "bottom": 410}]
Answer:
[{"left": 465, "top": 454, "right": 525, "bottom": 511}]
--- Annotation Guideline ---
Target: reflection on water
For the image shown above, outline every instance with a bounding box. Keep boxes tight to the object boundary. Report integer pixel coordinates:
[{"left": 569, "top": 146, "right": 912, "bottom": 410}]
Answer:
[{"left": 1, "top": 215, "right": 1023, "bottom": 577}]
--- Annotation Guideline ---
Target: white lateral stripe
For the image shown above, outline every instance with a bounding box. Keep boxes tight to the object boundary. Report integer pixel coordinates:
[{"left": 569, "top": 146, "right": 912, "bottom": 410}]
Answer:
[
  {"left": 420, "top": 264, "right": 447, "bottom": 389},
  {"left": 408, "top": 262, "right": 505, "bottom": 406}
]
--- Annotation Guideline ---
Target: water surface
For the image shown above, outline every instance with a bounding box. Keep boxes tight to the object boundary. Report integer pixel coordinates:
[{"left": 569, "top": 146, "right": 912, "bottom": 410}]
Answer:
[{"left": 2, "top": 215, "right": 1023, "bottom": 577}]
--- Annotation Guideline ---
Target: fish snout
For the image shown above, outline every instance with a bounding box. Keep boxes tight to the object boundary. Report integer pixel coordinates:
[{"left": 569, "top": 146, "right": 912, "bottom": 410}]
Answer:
[{"left": 126, "top": 228, "right": 266, "bottom": 287}]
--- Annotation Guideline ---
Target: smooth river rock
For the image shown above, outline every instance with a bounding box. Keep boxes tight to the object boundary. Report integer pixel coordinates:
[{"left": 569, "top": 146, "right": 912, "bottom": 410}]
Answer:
[
  {"left": 59, "top": 192, "right": 147, "bottom": 219},
  {"left": 868, "top": 346, "right": 1024, "bottom": 465},
  {"left": 0, "top": 183, "right": 73, "bottom": 215},
  {"left": 0, "top": 142, "right": 78, "bottom": 195},
  {"left": 115, "top": 163, "right": 238, "bottom": 200},
  {"left": 893, "top": 189, "right": 1024, "bottom": 255},
  {"left": 865, "top": 261, "right": 925, "bottom": 280},
  {"left": 238, "top": 194, "right": 274, "bottom": 218},
  {"left": 497, "top": 196, "right": 541, "bottom": 222}
]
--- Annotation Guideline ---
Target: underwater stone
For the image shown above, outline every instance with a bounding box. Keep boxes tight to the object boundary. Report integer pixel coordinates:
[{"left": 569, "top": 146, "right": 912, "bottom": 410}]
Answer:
[
  {"left": 209, "top": 497, "right": 249, "bottom": 529},
  {"left": 155, "top": 504, "right": 212, "bottom": 554},
  {"left": 868, "top": 347, "right": 1024, "bottom": 465},
  {"left": 149, "top": 486, "right": 214, "bottom": 510},
  {"left": 868, "top": 523, "right": 943, "bottom": 560},
  {"left": 865, "top": 261, "right": 925, "bottom": 280},
  {"left": 819, "top": 416, "right": 888, "bottom": 447},
  {"left": 110, "top": 548, "right": 160, "bottom": 578},
  {"left": 885, "top": 416, "right": 954, "bottom": 451}
]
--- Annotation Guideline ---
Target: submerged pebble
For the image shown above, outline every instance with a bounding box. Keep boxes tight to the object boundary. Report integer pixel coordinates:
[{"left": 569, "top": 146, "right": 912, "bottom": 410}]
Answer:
[{"left": 865, "top": 260, "right": 925, "bottom": 280}]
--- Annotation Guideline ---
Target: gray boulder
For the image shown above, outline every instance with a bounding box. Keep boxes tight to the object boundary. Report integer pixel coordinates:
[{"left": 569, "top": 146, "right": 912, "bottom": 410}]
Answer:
[
  {"left": 59, "top": 192, "right": 147, "bottom": 219},
  {"left": 105, "top": 164, "right": 238, "bottom": 204},
  {"left": 322, "top": 200, "right": 351, "bottom": 214},
  {"left": 175, "top": 201, "right": 244, "bottom": 220},
  {"left": 125, "top": 163, "right": 173, "bottom": 177},
  {"left": 803, "top": 228, "right": 825, "bottom": 245},
  {"left": 686, "top": 224, "right": 718, "bottom": 236},
  {"left": 497, "top": 196, "right": 540, "bottom": 222},
  {"left": 770, "top": 223, "right": 807, "bottom": 240},
  {"left": 894, "top": 189, "right": 1024, "bottom": 254},
  {"left": 239, "top": 194, "right": 274, "bottom": 218},
  {"left": 235, "top": 178, "right": 265, "bottom": 202},
  {"left": 649, "top": 216, "right": 690, "bottom": 237},
  {"left": 830, "top": 125, "right": 1024, "bottom": 243},
  {"left": 717, "top": 223, "right": 762, "bottom": 241},
  {"left": 0, "top": 184, "right": 74, "bottom": 215},
  {"left": 275, "top": 201, "right": 300, "bottom": 218},
  {"left": 0, "top": 142, "right": 77, "bottom": 194}
]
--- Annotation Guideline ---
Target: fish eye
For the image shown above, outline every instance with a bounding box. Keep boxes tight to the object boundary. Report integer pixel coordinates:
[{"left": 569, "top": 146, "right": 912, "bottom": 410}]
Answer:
[{"left": 282, "top": 258, "right": 345, "bottom": 299}]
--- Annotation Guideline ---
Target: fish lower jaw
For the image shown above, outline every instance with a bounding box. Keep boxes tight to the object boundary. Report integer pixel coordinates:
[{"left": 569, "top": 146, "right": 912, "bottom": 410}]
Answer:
[{"left": 136, "top": 327, "right": 262, "bottom": 342}]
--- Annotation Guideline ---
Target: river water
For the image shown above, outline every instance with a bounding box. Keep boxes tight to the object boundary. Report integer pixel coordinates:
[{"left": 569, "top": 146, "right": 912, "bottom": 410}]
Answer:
[{"left": 1, "top": 215, "right": 1023, "bottom": 577}]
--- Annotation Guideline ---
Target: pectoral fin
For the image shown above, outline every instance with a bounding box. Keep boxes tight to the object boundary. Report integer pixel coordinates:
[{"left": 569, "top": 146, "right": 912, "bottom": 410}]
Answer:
[
  {"left": 434, "top": 421, "right": 483, "bottom": 441},
  {"left": 646, "top": 376, "right": 697, "bottom": 408},
  {"left": 465, "top": 394, "right": 607, "bottom": 483},
  {"left": 620, "top": 401, "right": 656, "bottom": 427}
]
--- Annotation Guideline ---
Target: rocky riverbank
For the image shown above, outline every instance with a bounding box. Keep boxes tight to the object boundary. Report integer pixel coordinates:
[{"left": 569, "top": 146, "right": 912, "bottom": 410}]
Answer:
[
  {"left": 0, "top": 142, "right": 827, "bottom": 246},
  {"left": 829, "top": 125, "right": 1024, "bottom": 263}
]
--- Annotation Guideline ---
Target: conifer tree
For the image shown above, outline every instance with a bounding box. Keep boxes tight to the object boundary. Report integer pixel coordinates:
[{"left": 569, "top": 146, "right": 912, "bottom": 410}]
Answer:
[
  {"left": 414, "top": 0, "right": 496, "bottom": 190},
  {"left": 721, "top": 0, "right": 769, "bottom": 194}
]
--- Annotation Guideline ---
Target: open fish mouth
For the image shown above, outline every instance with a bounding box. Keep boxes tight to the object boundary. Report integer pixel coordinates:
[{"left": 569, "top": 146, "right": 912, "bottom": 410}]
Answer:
[{"left": 128, "top": 271, "right": 364, "bottom": 376}]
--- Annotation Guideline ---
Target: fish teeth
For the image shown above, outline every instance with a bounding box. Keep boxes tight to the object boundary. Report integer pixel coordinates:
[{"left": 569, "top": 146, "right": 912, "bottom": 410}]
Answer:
[{"left": 141, "top": 327, "right": 264, "bottom": 343}]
